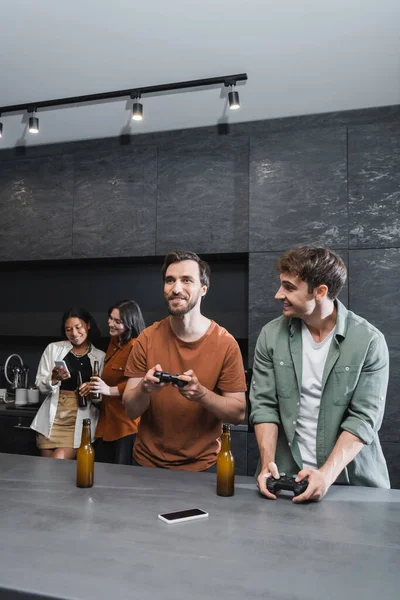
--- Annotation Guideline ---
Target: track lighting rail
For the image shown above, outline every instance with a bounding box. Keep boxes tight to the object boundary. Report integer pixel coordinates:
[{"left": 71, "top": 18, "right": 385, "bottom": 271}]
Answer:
[{"left": 0, "top": 73, "right": 248, "bottom": 115}]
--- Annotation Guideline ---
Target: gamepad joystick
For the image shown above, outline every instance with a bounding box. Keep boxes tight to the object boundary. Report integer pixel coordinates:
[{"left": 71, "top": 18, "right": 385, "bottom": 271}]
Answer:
[
  {"left": 153, "top": 371, "right": 188, "bottom": 388},
  {"left": 266, "top": 474, "right": 308, "bottom": 497}
]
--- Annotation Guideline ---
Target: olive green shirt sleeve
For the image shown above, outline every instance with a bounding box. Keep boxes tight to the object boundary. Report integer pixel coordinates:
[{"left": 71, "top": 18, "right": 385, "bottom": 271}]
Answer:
[
  {"left": 249, "top": 327, "right": 281, "bottom": 427},
  {"left": 340, "top": 333, "right": 389, "bottom": 445}
]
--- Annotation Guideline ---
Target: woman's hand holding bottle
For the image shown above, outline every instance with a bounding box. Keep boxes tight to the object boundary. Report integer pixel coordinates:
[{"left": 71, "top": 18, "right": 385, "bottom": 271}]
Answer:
[{"left": 80, "top": 376, "right": 110, "bottom": 397}]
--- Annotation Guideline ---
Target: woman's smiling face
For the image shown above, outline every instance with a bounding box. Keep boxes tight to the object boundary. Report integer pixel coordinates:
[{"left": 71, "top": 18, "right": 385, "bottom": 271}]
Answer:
[
  {"left": 108, "top": 308, "right": 125, "bottom": 338},
  {"left": 64, "top": 317, "right": 90, "bottom": 347}
]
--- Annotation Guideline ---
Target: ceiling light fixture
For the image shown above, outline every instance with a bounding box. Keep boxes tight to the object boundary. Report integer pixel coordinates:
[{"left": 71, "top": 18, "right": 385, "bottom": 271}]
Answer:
[
  {"left": 227, "top": 84, "right": 240, "bottom": 110},
  {"left": 0, "top": 73, "right": 247, "bottom": 137},
  {"left": 28, "top": 107, "right": 39, "bottom": 133},
  {"left": 131, "top": 93, "right": 143, "bottom": 121}
]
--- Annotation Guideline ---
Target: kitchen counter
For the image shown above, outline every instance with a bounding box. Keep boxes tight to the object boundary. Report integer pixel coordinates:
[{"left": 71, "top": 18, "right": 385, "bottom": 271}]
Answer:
[
  {"left": 0, "top": 401, "right": 40, "bottom": 418},
  {"left": 0, "top": 453, "right": 399, "bottom": 600},
  {"left": 0, "top": 402, "right": 248, "bottom": 428}
]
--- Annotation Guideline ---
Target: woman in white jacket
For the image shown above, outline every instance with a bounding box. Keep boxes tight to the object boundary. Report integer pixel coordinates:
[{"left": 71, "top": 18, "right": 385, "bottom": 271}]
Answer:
[{"left": 31, "top": 308, "right": 105, "bottom": 459}]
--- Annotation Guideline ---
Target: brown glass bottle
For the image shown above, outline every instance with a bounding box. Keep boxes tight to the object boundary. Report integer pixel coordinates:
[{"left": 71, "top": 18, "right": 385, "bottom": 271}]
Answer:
[
  {"left": 90, "top": 360, "right": 100, "bottom": 401},
  {"left": 76, "top": 418, "right": 94, "bottom": 488},
  {"left": 217, "top": 423, "right": 235, "bottom": 496},
  {"left": 77, "top": 371, "right": 87, "bottom": 408}
]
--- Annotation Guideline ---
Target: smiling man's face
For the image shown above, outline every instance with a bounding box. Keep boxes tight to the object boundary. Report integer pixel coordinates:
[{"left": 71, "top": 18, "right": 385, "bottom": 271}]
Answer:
[
  {"left": 275, "top": 272, "right": 317, "bottom": 319},
  {"left": 164, "top": 260, "right": 207, "bottom": 317}
]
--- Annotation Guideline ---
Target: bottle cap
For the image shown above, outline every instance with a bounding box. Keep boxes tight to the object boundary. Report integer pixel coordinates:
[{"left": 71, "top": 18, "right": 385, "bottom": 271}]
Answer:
[
  {"left": 83, "top": 418, "right": 91, "bottom": 426},
  {"left": 222, "top": 423, "right": 231, "bottom": 433}
]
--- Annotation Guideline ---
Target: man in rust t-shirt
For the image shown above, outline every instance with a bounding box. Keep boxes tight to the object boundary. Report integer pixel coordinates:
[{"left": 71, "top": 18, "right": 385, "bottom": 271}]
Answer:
[{"left": 123, "top": 250, "right": 247, "bottom": 471}]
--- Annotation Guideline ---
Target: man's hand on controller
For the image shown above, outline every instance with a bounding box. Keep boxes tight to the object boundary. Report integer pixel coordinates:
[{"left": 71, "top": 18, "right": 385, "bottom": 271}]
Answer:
[
  {"left": 292, "top": 468, "right": 332, "bottom": 503},
  {"left": 141, "top": 365, "right": 169, "bottom": 394},
  {"left": 174, "top": 369, "right": 207, "bottom": 403},
  {"left": 257, "top": 461, "right": 280, "bottom": 499}
]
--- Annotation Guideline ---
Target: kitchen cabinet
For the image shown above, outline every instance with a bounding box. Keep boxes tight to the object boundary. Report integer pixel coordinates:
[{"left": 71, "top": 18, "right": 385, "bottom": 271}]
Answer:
[
  {"left": 348, "top": 122, "right": 400, "bottom": 249},
  {"left": 0, "top": 411, "right": 39, "bottom": 457},
  {"left": 249, "top": 128, "right": 347, "bottom": 252},
  {"left": 72, "top": 145, "right": 158, "bottom": 258},
  {"left": 0, "top": 154, "right": 74, "bottom": 261},
  {"left": 156, "top": 136, "right": 249, "bottom": 254}
]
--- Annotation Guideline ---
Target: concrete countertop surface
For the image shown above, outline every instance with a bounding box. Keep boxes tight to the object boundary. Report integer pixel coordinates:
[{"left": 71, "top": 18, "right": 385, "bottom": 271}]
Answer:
[{"left": 0, "top": 453, "right": 399, "bottom": 600}]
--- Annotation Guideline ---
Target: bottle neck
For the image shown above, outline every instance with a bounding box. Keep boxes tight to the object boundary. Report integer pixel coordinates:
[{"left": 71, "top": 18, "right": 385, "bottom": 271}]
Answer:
[
  {"left": 220, "top": 432, "right": 231, "bottom": 452},
  {"left": 81, "top": 425, "right": 91, "bottom": 445}
]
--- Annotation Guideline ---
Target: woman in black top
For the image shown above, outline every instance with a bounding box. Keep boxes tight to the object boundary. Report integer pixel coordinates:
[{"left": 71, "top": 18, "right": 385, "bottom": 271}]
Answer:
[{"left": 31, "top": 308, "right": 105, "bottom": 459}]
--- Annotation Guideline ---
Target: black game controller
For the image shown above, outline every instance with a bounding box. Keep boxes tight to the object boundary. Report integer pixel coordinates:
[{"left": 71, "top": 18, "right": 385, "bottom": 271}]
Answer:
[
  {"left": 266, "top": 474, "right": 308, "bottom": 497},
  {"left": 153, "top": 371, "right": 188, "bottom": 388}
]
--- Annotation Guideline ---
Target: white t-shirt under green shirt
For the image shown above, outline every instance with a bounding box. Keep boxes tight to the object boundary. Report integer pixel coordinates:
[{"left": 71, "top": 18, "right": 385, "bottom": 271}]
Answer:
[{"left": 295, "top": 322, "right": 336, "bottom": 469}]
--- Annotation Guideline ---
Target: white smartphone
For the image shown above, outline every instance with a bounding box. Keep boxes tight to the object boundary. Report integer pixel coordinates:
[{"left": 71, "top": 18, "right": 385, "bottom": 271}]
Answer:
[
  {"left": 54, "top": 360, "right": 71, "bottom": 377},
  {"left": 158, "top": 508, "right": 209, "bottom": 524}
]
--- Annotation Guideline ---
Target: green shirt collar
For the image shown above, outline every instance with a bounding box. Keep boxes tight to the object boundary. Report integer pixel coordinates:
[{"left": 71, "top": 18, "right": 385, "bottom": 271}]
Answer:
[{"left": 289, "top": 298, "right": 348, "bottom": 340}]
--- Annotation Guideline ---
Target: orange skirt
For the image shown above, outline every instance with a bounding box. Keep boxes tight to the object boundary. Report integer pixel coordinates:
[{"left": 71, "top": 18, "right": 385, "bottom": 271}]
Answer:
[{"left": 36, "top": 391, "right": 78, "bottom": 450}]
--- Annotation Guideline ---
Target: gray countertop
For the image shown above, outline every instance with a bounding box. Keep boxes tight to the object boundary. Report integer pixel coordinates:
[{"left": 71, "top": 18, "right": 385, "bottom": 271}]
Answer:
[{"left": 0, "top": 453, "right": 399, "bottom": 600}]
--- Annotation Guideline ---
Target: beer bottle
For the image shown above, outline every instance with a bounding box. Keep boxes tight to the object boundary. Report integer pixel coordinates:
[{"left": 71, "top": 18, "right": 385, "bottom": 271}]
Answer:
[
  {"left": 76, "top": 418, "right": 94, "bottom": 488},
  {"left": 90, "top": 360, "right": 101, "bottom": 401},
  {"left": 77, "top": 370, "right": 87, "bottom": 408},
  {"left": 216, "top": 423, "right": 235, "bottom": 496}
]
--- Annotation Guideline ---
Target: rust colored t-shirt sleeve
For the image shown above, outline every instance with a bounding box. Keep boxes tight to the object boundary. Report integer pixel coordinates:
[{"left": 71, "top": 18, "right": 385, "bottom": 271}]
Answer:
[
  {"left": 124, "top": 331, "right": 148, "bottom": 378},
  {"left": 217, "top": 338, "right": 247, "bottom": 393},
  {"left": 116, "top": 338, "right": 137, "bottom": 395}
]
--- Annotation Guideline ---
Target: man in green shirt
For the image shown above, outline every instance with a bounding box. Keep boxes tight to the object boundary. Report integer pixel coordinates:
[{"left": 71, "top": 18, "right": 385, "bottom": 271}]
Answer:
[{"left": 250, "top": 246, "right": 390, "bottom": 503}]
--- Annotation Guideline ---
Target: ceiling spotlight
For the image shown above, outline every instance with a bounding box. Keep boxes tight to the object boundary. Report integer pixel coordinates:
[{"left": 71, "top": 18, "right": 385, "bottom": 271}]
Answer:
[
  {"left": 131, "top": 94, "right": 143, "bottom": 121},
  {"left": 132, "top": 102, "right": 143, "bottom": 121},
  {"left": 28, "top": 108, "right": 39, "bottom": 133},
  {"left": 29, "top": 117, "right": 39, "bottom": 133},
  {"left": 228, "top": 87, "right": 240, "bottom": 110}
]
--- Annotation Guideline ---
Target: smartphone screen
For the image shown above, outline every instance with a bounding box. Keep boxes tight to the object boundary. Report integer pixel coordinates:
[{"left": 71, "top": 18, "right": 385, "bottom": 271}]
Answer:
[
  {"left": 54, "top": 360, "right": 71, "bottom": 377},
  {"left": 158, "top": 508, "right": 208, "bottom": 524}
]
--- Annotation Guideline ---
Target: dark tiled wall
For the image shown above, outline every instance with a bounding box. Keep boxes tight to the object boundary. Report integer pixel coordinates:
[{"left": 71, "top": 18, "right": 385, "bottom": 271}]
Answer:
[
  {"left": 72, "top": 146, "right": 158, "bottom": 258},
  {"left": 348, "top": 124, "right": 400, "bottom": 248},
  {"left": 156, "top": 137, "right": 249, "bottom": 254},
  {"left": 0, "top": 154, "right": 74, "bottom": 260},
  {"left": 0, "top": 107, "right": 399, "bottom": 485},
  {"left": 249, "top": 128, "right": 348, "bottom": 251}
]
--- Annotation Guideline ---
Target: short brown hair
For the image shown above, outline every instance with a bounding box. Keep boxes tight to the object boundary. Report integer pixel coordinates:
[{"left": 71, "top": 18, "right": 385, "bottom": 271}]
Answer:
[
  {"left": 162, "top": 250, "right": 210, "bottom": 289},
  {"left": 276, "top": 246, "right": 347, "bottom": 300}
]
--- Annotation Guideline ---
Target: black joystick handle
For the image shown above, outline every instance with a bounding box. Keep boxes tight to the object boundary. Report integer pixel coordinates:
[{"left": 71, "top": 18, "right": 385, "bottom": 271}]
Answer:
[
  {"left": 153, "top": 371, "right": 188, "bottom": 388},
  {"left": 266, "top": 475, "right": 308, "bottom": 497}
]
